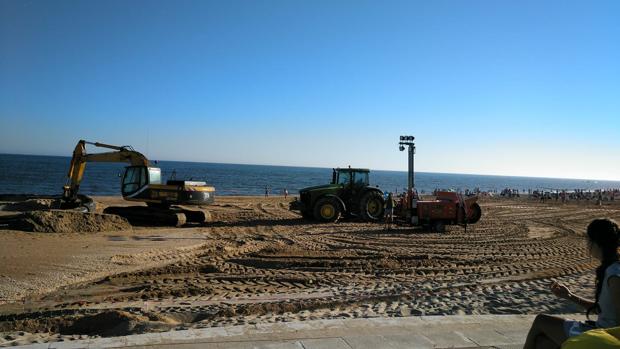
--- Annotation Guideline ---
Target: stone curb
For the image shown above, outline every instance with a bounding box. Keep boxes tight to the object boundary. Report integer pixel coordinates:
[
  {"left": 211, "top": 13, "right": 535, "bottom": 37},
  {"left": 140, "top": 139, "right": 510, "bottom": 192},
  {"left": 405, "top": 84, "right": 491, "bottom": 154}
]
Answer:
[{"left": 12, "top": 314, "right": 586, "bottom": 349}]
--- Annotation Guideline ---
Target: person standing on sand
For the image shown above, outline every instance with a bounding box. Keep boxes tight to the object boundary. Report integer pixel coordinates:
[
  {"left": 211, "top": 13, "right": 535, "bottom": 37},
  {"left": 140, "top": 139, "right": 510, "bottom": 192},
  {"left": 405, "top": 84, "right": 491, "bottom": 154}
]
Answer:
[
  {"left": 384, "top": 192, "right": 394, "bottom": 230},
  {"left": 523, "top": 218, "right": 620, "bottom": 349},
  {"left": 284, "top": 188, "right": 288, "bottom": 199},
  {"left": 265, "top": 186, "right": 269, "bottom": 198}
]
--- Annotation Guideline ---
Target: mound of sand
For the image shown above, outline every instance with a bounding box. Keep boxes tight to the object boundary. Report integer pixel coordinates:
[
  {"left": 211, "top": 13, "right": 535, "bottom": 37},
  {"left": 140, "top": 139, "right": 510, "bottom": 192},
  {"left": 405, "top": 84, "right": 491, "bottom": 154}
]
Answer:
[
  {"left": 62, "top": 310, "right": 174, "bottom": 336},
  {"left": 0, "top": 199, "right": 56, "bottom": 212},
  {"left": 11, "top": 210, "right": 131, "bottom": 233}
]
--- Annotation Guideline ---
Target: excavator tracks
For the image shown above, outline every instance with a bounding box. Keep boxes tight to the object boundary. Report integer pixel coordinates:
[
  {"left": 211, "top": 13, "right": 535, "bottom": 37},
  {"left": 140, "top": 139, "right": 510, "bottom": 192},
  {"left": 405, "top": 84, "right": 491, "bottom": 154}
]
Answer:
[{"left": 103, "top": 206, "right": 212, "bottom": 227}]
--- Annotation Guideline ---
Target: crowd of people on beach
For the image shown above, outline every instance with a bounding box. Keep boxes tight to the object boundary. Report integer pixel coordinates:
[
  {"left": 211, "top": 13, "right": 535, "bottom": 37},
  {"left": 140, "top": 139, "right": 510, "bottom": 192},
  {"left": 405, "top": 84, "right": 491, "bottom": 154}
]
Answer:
[
  {"left": 426, "top": 187, "right": 620, "bottom": 205},
  {"left": 530, "top": 189, "right": 620, "bottom": 204}
]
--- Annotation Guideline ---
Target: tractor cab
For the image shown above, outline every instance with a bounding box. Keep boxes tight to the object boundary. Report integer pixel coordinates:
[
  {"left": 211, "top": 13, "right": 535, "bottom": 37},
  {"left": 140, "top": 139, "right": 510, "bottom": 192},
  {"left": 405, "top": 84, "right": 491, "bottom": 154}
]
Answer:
[
  {"left": 121, "top": 166, "right": 162, "bottom": 197},
  {"left": 332, "top": 168, "right": 370, "bottom": 188}
]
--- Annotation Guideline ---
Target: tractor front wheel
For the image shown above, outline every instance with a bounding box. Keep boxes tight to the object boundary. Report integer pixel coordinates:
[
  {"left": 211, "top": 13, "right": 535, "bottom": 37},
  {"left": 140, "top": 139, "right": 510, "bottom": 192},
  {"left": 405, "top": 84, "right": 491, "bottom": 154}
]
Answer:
[
  {"left": 313, "top": 197, "right": 341, "bottom": 222},
  {"left": 360, "top": 191, "right": 384, "bottom": 222}
]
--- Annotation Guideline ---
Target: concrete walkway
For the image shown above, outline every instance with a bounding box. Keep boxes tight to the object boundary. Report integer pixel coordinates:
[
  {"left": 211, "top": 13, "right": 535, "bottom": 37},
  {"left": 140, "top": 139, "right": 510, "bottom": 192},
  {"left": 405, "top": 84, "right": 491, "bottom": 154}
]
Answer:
[{"left": 14, "top": 314, "right": 586, "bottom": 349}]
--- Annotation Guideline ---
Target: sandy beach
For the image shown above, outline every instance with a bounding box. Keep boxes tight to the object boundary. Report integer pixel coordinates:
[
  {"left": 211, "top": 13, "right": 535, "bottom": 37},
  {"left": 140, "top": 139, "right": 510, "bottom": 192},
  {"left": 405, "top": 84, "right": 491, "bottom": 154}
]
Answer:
[{"left": 0, "top": 195, "right": 617, "bottom": 346}]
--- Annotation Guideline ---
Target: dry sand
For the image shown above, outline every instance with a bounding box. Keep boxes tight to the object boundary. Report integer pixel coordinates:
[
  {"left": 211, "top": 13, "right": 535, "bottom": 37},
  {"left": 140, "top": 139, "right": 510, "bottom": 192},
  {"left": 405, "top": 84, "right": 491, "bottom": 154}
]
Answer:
[{"left": 1, "top": 195, "right": 618, "bottom": 346}]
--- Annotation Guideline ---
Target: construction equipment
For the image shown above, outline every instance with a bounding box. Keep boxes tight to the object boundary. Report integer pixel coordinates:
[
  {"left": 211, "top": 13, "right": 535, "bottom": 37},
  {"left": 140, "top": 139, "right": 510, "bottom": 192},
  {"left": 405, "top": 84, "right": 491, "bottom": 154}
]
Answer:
[
  {"left": 290, "top": 167, "right": 384, "bottom": 222},
  {"left": 60, "top": 140, "right": 215, "bottom": 226},
  {"left": 393, "top": 135, "right": 481, "bottom": 232},
  {"left": 394, "top": 190, "right": 481, "bottom": 232}
]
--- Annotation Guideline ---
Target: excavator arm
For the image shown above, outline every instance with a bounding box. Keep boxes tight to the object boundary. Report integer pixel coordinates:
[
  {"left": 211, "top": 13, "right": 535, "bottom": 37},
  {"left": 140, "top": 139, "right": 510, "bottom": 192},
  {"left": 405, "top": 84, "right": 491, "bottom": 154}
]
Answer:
[{"left": 62, "top": 140, "right": 150, "bottom": 202}]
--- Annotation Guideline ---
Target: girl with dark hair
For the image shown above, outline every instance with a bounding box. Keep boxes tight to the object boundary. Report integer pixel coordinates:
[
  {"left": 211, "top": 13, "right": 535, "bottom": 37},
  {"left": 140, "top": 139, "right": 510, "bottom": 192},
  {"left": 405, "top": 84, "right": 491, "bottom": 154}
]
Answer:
[{"left": 524, "top": 218, "right": 620, "bottom": 349}]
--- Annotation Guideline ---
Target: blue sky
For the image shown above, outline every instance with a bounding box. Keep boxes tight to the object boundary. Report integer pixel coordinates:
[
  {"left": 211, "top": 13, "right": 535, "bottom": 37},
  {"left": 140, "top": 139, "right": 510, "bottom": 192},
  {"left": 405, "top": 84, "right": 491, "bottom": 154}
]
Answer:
[{"left": 1, "top": 0, "right": 619, "bottom": 180}]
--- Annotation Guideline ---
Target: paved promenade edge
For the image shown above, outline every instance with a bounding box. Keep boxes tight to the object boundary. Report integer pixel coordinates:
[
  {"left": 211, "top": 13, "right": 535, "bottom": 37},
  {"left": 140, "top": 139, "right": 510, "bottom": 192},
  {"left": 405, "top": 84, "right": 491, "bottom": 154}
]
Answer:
[{"left": 12, "top": 313, "right": 588, "bottom": 349}]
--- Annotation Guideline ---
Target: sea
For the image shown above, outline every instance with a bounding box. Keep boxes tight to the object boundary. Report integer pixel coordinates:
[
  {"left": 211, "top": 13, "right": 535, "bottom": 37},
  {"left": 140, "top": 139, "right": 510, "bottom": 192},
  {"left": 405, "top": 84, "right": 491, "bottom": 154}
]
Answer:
[{"left": 2, "top": 153, "right": 620, "bottom": 197}]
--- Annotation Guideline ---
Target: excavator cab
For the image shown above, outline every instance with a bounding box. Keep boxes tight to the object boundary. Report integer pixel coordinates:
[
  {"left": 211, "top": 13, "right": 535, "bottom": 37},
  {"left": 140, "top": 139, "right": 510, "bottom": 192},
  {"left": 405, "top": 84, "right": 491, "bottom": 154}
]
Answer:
[{"left": 121, "top": 166, "right": 161, "bottom": 196}]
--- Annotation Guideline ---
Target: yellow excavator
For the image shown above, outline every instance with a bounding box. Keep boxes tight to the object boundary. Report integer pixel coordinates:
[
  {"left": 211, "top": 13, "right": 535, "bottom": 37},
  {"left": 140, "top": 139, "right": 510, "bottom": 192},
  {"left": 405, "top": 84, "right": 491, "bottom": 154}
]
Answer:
[{"left": 61, "top": 140, "right": 215, "bottom": 226}]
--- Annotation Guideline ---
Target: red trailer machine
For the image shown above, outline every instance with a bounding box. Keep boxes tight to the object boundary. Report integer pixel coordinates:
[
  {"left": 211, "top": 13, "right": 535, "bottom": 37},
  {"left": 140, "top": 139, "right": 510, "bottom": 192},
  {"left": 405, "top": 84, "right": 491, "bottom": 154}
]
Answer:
[
  {"left": 395, "top": 190, "right": 481, "bottom": 232},
  {"left": 395, "top": 190, "right": 482, "bottom": 232}
]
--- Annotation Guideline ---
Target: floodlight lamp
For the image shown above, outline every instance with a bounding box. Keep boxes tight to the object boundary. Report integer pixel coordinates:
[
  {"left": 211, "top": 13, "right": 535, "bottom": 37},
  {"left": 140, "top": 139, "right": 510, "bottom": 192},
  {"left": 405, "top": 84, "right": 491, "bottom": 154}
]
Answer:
[
  {"left": 400, "top": 136, "right": 405, "bottom": 141},
  {"left": 399, "top": 145, "right": 405, "bottom": 151}
]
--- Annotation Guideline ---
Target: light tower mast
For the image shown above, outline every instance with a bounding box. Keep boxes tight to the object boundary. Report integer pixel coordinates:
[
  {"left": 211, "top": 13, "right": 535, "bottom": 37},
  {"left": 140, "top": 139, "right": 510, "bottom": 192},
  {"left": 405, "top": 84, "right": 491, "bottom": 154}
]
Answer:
[{"left": 399, "top": 136, "right": 416, "bottom": 191}]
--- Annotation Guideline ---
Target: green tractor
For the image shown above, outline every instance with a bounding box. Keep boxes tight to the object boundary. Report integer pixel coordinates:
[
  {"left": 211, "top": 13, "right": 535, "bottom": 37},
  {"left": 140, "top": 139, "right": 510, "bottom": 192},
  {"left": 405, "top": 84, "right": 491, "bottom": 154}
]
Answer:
[{"left": 290, "top": 167, "right": 385, "bottom": 222}]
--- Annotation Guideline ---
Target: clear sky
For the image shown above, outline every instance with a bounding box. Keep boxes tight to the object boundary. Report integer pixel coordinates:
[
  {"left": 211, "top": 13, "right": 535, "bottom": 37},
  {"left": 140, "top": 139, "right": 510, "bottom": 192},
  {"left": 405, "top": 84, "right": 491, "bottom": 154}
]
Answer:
[{"left": 1, "top": 0, "right": 619, "bottom": 180}]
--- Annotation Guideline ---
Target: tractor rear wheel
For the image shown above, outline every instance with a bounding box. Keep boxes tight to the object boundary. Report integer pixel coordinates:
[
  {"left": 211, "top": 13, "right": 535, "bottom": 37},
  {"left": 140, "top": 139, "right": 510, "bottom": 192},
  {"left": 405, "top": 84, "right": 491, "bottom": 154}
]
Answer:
[
  {"left": 313, "top": 197, "right": 341, "bottom": 222},
  {"left": 467, "top": 203, "right": 482, "bottom": 224},
  {"left": 359, "top": 191, "right": 384, "bottom": 222}
]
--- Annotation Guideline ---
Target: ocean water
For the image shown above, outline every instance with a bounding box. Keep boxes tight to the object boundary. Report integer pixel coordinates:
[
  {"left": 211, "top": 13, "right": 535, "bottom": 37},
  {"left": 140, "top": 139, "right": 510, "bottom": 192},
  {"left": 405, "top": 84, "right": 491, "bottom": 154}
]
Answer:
[{"left": 1, "top": 153, "right": 620, "bottom": 197}]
